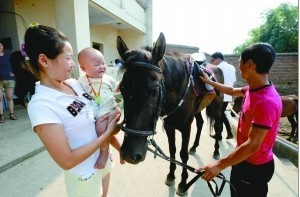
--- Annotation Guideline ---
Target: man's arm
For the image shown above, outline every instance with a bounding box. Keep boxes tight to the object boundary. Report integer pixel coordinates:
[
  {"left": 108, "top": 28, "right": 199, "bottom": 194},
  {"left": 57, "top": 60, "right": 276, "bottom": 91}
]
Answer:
[
  {"left": 196, "top": 125, "right": 268, "bottom": 181},
  {"left": 200, "top": 72, "right": 244, "bottom": 97}
]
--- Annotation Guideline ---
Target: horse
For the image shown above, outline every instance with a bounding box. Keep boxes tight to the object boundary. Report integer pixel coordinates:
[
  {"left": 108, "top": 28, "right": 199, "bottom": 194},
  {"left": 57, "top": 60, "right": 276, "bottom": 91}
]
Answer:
[
  {"left": 232, "top": 95, "right": 298, "bottom": 142},
  {"left": 117, "top": 32, "right": 224, "bottom": 196}
]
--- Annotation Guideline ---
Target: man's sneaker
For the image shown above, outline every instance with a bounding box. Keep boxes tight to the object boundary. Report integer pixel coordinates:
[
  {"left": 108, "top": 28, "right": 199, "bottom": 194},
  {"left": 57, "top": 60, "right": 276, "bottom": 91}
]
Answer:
[{"left": 226, "top": 134, "right": 234, "bottom": 139}]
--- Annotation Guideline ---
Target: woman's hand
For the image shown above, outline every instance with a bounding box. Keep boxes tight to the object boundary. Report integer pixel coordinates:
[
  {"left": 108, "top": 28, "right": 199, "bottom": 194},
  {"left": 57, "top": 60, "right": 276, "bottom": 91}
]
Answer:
[
  {"left": 105, "top": 114, "right": 121, "bottom": 137},
  {"left": 99, "top": 107, "right": 121, "bottom": 123}
]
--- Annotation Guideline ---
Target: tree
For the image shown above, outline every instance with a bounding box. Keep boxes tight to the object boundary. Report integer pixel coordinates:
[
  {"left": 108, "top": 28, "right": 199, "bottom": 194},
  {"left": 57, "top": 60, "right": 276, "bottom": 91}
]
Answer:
[{"left": 234, "top": 3, "right": 298, "bottom": 54}]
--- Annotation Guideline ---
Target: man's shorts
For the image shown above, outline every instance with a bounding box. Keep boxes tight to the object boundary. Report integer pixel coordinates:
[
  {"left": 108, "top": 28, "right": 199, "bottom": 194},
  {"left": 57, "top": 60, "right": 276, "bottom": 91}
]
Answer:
[
  {"left": 0, "top": 80, "right": 15, "bottom": 89},
  {"left": 64, "top": 155, "right": 113, "bottom": 197}
]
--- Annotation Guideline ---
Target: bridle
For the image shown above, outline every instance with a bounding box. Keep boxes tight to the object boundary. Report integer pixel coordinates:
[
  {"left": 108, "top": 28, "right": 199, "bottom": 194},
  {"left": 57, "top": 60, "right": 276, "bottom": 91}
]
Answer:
[{"left": 119, "top": 61, "right": 165, "bottom": 137}]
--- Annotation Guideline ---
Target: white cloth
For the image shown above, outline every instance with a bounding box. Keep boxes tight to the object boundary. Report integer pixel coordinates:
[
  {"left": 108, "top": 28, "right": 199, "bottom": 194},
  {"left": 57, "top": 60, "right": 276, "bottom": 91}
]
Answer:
[
  {"left": 28, "top": 78, "right": 99, "bottom": 176},
  {"left": 78, "top": 74, "right": 117, "bottom": 118},
  {"left": 218, "top": 61, "right": 236, "bottom": 102}
]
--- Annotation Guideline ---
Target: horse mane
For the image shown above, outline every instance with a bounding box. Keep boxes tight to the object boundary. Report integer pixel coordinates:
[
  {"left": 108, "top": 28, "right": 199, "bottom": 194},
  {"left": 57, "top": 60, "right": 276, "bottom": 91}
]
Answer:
[
  {"left": 160, "top": 53, "right": 188, "bottom": 94},
  {"left": 165, "top": 50, "right": 191, "bottom": 61}
]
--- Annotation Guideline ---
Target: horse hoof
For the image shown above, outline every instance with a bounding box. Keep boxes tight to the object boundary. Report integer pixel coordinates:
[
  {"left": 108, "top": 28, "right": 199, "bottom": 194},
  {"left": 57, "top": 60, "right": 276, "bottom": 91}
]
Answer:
[
  {"left": 176, "top": 186, "right": 188, "bottom": 196},
  {"left": 213, "top": 153, "right": 220, "bottom": 160},
  {"left": 165, "top": 177, "right": 175, "bottom": 186},
  {"left": 188, "top": 148, "right": 196, "bottom": 155}
]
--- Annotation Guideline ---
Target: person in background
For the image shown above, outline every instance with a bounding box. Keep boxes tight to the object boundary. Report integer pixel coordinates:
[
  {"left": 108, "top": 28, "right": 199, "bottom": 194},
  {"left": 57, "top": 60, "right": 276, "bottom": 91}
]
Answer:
[
  {"left": 210, "top": 52, "right": 236, "bottom": 140},
  {"left": 23, "top": 23, "right": 121, "bottom": 197},
  {"left": 196, "top": 43, "right": 282, "bottom": 197},
  {"left": 0, "top": 41, "right": 17, "bottom": 122}
]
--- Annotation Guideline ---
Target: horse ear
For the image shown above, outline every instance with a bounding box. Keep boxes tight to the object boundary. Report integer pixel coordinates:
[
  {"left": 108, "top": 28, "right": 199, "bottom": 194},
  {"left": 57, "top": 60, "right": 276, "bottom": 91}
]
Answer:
[
  {"left": 152, "top": 32, "right": 166, "bottom": 64},
  {"left": 117, "top": 36, "right": 129, "bottom": 60}
]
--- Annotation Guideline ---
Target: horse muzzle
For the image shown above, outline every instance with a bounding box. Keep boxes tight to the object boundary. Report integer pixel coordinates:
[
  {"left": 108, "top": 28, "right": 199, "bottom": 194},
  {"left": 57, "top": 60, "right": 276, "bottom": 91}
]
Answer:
[{"left": 120, "top": 134, "right": 148, "bottom": 164}]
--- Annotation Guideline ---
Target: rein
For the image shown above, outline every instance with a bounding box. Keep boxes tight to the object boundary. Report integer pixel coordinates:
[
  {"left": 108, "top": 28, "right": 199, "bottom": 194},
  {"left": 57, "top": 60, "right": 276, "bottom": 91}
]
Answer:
[
  {"left": 160, "top": 74, "right": 193, "bottom": 121},
  {"left": 148, "top": 139, "right": 236, "bottom": 197}
]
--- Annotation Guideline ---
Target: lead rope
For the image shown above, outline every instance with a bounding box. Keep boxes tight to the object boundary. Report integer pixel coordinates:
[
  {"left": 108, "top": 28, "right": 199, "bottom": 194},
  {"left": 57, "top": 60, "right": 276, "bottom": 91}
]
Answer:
[{"left": 147, "top": 139, "right": 237, "bottom": 196}]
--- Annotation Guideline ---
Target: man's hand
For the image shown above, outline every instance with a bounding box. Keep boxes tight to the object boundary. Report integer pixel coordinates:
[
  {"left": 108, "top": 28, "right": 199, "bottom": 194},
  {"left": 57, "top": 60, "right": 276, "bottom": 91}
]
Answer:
[
  {"left": 195, "top": 162, "right": 222, "bottom": 182},
  {"left": 199, "top": 71, "right": 211, "bottom": 83}
]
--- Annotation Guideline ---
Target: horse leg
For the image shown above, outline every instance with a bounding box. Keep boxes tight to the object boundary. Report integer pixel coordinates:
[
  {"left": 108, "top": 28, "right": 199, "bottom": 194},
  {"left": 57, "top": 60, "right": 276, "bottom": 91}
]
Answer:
[
  {"left": 176, "top": 127, "right": 191, "bottom": 196},
  {"left": 164, "top": 124, "right": 176, "bottom": 187},
  {"left": 287, "top": 115, "right": 297, "bottom": 142},
  {"left": 294, "top": 112, "right": 298, "bottom": 142},
  {"left": 213, "top": 115, "right": 222, "bottom": 160},
  {"left": 189, "top": 113, "right": 204, "bottom": 155},
  {"left": 291, "top": 113, "right": 298, "bottom": 143}
]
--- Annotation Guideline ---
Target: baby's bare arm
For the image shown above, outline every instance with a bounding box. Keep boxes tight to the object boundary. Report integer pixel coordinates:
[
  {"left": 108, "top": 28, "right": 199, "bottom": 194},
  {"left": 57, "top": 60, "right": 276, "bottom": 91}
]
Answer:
[{"left": 95, "top": 117, "right": 108, "bottom": 136}]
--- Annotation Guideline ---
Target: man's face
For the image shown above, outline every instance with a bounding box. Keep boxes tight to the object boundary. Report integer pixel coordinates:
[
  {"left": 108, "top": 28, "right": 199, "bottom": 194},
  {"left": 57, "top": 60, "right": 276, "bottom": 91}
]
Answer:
[{"left": 210, "top": 57, "right": 220, "bottom": 65}]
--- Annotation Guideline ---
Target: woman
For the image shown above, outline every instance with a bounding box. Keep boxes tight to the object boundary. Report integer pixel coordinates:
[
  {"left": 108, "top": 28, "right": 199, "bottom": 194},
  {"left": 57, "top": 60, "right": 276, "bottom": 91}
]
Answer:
[{"left": 23, "top": 24, "right": 120, "bottom": 197}]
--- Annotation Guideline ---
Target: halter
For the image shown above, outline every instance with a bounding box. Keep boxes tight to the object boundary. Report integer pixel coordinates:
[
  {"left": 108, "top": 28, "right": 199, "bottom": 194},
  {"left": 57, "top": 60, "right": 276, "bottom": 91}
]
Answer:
[{"left": 120, "top": 61, "right": 165, "bottom": 137}]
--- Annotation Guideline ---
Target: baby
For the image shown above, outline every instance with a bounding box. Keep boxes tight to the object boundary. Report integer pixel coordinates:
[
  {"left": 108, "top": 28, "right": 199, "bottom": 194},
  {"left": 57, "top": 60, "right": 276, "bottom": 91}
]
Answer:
[{"left": 78, "top": 47, "right": 124, "bottom": 169}]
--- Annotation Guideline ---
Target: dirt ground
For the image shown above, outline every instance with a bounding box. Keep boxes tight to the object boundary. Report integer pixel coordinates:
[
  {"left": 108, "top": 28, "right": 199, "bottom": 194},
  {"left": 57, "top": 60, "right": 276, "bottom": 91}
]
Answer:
[{"left": 278, "top": 117, "right": 298, "bottom": 145}]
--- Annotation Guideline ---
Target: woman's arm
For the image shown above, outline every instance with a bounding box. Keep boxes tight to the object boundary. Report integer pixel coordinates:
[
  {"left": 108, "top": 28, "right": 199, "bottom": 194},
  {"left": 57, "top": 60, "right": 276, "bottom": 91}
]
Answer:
[{"left": 35, "top": 114, "right": 120, "bottom": 170}]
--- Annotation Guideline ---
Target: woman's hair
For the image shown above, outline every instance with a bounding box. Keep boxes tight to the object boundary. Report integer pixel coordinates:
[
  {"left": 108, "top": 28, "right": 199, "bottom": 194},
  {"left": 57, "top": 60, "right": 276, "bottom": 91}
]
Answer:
[
  {"left": 240, "top": 42, "right": 276, "bottom": 74},
  {"left": 10, "top": 51, "right": 37, "bottom": 103},
  {"left": 24, "top": 25, "right": 69, "bottom": 73}
]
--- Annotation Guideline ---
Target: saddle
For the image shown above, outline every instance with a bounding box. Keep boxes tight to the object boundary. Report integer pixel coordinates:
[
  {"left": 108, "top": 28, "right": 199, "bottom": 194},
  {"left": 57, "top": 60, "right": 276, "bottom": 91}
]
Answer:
[{"left": 185, "top": 59, "right": 218, "bottom": 96}]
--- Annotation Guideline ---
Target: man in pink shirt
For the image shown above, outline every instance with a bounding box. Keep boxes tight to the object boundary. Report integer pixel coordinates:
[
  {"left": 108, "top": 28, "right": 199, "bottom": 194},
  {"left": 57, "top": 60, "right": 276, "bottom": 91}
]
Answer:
[{"left": 196, "top": 43, "right": 282, "bottom": 197}]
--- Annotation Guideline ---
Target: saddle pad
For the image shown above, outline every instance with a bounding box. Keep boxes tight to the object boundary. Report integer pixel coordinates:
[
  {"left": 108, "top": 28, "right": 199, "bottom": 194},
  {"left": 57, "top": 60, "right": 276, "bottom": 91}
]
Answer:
[{"left": 186, "top": 59, "right": 216, "bottom": 96}]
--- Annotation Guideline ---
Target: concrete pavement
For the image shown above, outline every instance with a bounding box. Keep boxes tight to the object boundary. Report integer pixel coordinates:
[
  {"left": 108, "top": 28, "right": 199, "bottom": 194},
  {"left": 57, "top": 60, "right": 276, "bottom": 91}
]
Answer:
[{"left": 0, "top": 106, "right": 298, "bottom": 197}]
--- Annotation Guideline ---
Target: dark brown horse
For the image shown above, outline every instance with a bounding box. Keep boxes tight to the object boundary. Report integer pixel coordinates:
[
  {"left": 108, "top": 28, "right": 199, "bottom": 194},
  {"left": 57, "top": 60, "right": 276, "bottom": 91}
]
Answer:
[
  {"left": 232, "top": 95, "right": 298, "bottom": 142},
  {"left": 117, "top": 33, "right": 224, "bottom": 196}
]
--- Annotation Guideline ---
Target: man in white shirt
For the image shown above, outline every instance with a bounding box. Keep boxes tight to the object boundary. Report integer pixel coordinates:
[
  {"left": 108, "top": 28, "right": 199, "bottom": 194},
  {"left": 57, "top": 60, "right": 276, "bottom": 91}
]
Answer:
[{"left": 210, "top": 52, "right": 236, "bottom": 140}]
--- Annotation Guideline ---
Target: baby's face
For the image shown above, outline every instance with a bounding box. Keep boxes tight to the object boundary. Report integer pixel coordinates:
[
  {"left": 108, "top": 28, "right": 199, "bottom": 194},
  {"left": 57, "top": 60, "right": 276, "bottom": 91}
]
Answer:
[{"left": 83, "top": 52, "right": 106, "bottom": 78}]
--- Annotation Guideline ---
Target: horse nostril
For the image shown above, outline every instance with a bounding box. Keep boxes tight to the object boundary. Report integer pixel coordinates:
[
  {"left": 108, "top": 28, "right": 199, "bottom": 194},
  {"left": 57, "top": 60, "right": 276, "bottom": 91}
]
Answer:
[{"left": 135, "top": 154, "right": 143, "bottom": 161}]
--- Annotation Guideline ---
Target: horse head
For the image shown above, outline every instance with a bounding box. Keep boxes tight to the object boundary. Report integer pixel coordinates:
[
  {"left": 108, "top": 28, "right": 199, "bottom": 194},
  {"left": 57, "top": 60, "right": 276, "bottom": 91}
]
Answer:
[{"left": 117, "top": 33, "right": 166, "bottom": 164}]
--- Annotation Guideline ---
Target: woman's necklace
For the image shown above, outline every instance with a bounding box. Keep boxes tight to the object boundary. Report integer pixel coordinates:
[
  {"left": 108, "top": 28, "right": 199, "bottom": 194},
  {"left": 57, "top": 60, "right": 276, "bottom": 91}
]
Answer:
[{"left": 86, "top": 75, "right": 102, "bottom": 104}]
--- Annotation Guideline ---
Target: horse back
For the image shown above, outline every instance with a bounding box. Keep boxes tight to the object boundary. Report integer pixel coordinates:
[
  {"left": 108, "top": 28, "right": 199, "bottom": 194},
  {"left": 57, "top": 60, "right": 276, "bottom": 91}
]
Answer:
[{"left": 281, "top": 95, "right": 298, "bottom": 117}]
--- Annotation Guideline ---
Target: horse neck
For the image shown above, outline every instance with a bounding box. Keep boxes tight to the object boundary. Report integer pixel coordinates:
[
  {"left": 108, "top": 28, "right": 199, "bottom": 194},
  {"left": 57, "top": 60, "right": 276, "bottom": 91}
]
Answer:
[{"left": 161, "top": 56, "right": 190, "bottom": 107}]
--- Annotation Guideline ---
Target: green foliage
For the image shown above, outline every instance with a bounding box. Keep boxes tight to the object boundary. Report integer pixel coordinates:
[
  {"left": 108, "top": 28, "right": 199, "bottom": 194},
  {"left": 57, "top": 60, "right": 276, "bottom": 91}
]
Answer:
[{"left": 234, "top": 3, "right": 298, "bottom": 54}]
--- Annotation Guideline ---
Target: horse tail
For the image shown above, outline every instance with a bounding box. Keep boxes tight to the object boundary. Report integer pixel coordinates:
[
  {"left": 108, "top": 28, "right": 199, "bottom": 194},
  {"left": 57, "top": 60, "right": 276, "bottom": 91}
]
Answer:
[
  {"left": 205, "top": 64, "right": 224, "bottom": 132},
  {"left": 205, "top": 96, "right": 223, "bottom": 132}
]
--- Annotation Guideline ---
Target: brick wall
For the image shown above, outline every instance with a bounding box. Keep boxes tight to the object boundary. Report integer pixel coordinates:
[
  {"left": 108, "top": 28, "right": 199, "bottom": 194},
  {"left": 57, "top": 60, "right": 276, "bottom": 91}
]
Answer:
[{"left": 224, "top": 53, "right": 298, "bottom": 95}]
